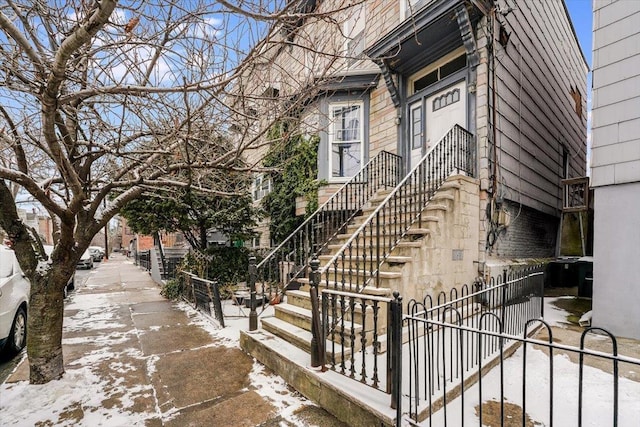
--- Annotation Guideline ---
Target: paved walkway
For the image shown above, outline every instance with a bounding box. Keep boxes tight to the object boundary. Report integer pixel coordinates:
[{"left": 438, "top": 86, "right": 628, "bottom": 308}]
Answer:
[{"left": 1, "top": 254, "right": 344, "bottom": 426}]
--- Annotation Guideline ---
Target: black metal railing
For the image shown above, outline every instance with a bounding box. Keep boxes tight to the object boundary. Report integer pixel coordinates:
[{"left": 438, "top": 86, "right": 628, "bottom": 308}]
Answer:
[
  {"left": 307, "top": 256, "right": 401, "bottom": 402},
  {"left": 400, "top": 319, "right": 640, "bottom": 426},
  {"left": 255, "top": 150, "right": 402, "bottom": 298},
  {"left": 404, "top": 266, "right": 545, "bottom": 421},
  {"left": 320, "top": 125, "right": 475, "bottom": 294},
  {"left": 162, "top": 257, "right": 181, "bottom": 280},
  {"left": 179, "top": 271, "right": 225, "bottom": 327},
  {"left": 154, "top": 232, "right": 166, "bottom": 275},
  {"left": 321, "top": 288, "right": 394, "bottom": 389},
  {"left": 153, "top": 233, "right": 183, "bottom": 280},
  {"left": 137, "top": 250, "right": 151, "bottom": 271}
]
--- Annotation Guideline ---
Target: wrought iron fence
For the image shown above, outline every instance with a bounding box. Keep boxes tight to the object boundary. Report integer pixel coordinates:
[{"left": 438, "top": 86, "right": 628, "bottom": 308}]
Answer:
[
  {"left": 162, "top": 257, "right": 181, "bottom": 280},
  {"left": 137, "top": 250, "right": 151, "bottom": 271},
  {"left": 404, "top": 266, "right": 545, "bottom": 422},
  {"left": 320, "top": 288, "right": 394, "bottom": 390},
  {"left": 179, "top": 272, "right": 225, "bottom": 327},
  {"left": 319, "top": 125, "right": 475, "bottom": 294},
  {"left": 400, "top": 319, "right": 640, "bottom": 426},
  {"left": 389, "top": 267, "right": 640, "bottom": 427},
  {"left": 254, "top": 150, "right": 402, "bottom": 303}
]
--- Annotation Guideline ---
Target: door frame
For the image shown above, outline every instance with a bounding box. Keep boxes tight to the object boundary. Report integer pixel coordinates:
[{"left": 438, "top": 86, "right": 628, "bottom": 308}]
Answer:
[{"left": 400, "top": 68, "right": 469, "bottom": 175}]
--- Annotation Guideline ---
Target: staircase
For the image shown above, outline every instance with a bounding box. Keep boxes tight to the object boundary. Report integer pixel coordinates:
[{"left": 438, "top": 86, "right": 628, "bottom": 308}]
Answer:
[
  {"left": 153, "top": 232, "right": 189, "bottom": 281},
  {"left": 260, "top": 178, "right": 468, "bottom": 353},
  {"left": 241, "top": 125, "right": 477, "bottom": 426}
]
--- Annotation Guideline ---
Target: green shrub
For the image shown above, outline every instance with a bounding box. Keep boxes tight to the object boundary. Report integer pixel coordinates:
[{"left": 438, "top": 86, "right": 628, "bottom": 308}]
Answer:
[{"left": 161, "top": 278, "right": 183, "bottom": 300}]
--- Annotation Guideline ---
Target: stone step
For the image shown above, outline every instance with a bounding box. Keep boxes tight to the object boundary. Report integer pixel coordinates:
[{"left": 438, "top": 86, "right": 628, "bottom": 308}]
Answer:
[
  {"left": 360, "top": 198, "right": 451, "bottom": 215},
  {"left": 273, "top": 303, "right": 366, "bottom": 348},
  {"left": 317, "top": 254, "right": 412, "bottom": 266},
  {"left": 286, "top": 288, "right": 395, "bottom": 311},
  {"left": 294, "top": 279, "right": 392, "bottom": 297},
  {"left": 260, "top": 317, "right": 351, "bottom": 363},
  {"left": 440, "top": 181, "right": 462, "bottom": 190},
  {"left": 328, "top": 227, "right": 433, "bottom": 252},
  {"left": 348, "top": 214, "right": 440, "bottom": 229},
  {"left": 274, "top": 303, "right": 316, "bottom": 332},
  {"left": 432, "top": 193, "right": 455, "bottom": 203},
  {"left": 240, "top": 328, "right": 395, "bottom": 426}
]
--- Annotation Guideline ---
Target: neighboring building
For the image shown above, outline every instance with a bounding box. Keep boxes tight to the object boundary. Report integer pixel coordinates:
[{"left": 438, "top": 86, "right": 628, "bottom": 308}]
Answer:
[
  {"left": 115, "top": 217, "right": 136, "bottom": 253},
  {"left": 16, "top": 208, "right": 54, "bottom": 245},
  {"left": 238, "top": 0, "right": 587, "bottom": 421},
  {"left": 591, "top": 0, "right": 640, "bottom": 339}
]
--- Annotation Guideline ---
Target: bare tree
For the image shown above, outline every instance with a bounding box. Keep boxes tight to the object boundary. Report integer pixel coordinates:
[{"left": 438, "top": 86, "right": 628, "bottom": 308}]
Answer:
[{"left": 0, "top": 0, "right": 354, "bottom": 383}]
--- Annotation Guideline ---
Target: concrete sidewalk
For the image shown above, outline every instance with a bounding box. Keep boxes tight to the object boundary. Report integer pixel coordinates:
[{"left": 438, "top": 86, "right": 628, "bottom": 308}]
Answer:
[{"left": 2, "top": 254, "right": 344, "bottom": 426}]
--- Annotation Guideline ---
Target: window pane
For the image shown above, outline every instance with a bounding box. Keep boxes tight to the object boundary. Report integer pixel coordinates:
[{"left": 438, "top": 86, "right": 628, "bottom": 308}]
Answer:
[
  {"left": 332, "top": 142, "right": 361, "bottom": 178},
  {"left": 440, "top": 54, "right": 467, "bottom": 79},
  {"left": 330, "top": 103, "right": 362, "bottom": 179},
  {"left": 410, "top": 105, "right": 422, "bottom": 150},
  {"left": 414, "top": 70, "right": 438, "bottom": 93},
  {"left": 333, "top": 105, "right": 361, "bottom": 142}
]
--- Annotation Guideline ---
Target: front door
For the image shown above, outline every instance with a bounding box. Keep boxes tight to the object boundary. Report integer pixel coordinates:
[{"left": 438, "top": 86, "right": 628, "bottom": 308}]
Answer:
[{"left": 407, "top": 80, "right": 467, "bottom": 171}]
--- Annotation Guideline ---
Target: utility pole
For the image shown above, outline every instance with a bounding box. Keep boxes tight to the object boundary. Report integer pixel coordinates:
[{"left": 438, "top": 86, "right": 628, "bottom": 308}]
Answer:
[{"left": 103, "top": 198, "right": 109, "bottom": 260}]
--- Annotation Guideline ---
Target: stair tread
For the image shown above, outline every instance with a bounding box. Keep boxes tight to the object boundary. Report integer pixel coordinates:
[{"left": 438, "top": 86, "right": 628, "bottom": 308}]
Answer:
[
  {"left": 406, "top": 228, "right": 431, "bottom": 235},
  {"left": 432, "top": 193, "right": 455, "bottom": 201},
  {"left": 386, "top": 256, "right": 413, "bottom": 263},
  {"left": 260, "top": 317, "right": 355, "bottom": 359},
  {"left": 397, "top": 241, "right": 423, "bottom": 248},
  {"left": 317, "top": 255, "right": 412, "bottom": 264},
  {"left": 425, "top": 204, "right": 449, "bottom": 211},
  {"left": 294, "top": 279, "right": 392, "bottom": 296},
  {"left": 262, "top": 316, "right": 313, "bottom": 342},
  {"left": 440, "top": 181, "right": 462, "bottom": 190},
  {"left": 349, "top": 215, "right": 440, "bottom": 225},
  {"left": 275, "top": 303, "right": 365, "bottom": 329}
]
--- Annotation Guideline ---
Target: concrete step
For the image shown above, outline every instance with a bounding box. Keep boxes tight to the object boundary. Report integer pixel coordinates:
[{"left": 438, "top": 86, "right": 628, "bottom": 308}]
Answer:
[
  {"left": 274, "top": 303, "right": 315, "bottom": 332},
  {"left": 328, "top": 227, "right": 433, "bottom": 252},
  {"left": 260, "top": 317, "right": 352, "bottom": 363},
  {"left": 348, "top": 214, "right": 440, "bottom": 230},
  {"left": 317, "top": 254, "right": 412, "bottom": 266},
  {"left": 294, "top": 279, "right": 392, "bottom": 297},
  {"left": 240, "top": 329, "right": 395, "bottom": 426},
  {"left": 273, "top": 303, "right": 366, "bottom": 348},
  {"left": 284, "top": 290, "right": 389, "bottom": 334}
]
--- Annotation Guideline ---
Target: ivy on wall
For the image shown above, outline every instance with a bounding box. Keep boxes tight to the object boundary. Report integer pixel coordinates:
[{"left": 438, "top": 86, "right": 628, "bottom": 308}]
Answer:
[{"left": 262, "top": 121, "right": 323, "bottom": 243}]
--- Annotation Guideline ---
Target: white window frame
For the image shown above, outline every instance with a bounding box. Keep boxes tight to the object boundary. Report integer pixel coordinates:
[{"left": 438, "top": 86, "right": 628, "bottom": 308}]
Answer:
[
  {"left": 328, "top": 101, "right": 364, "bottom": 182},
  {"left": 252, "top": 174, "right": 271, "bottom": 201}
]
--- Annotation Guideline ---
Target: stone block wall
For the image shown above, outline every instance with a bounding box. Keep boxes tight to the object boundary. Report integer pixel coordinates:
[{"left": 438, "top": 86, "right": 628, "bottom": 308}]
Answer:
[{"left": 395, "top": 175, "right": 480, "bottom": 304}]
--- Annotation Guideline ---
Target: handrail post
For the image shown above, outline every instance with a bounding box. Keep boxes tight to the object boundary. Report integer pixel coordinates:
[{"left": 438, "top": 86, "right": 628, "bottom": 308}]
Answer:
[
  {"left": 309, "top": 257, "right": 325, "bottom": 369},
  {"left": 390, "top": 291, "right": 403, "bottom": 425},
  {"left": 501, "top": 269, "right": 508, "bottom": 328},
  {"left": 249, "top": 255, "right": 258, "bottom": 331}
]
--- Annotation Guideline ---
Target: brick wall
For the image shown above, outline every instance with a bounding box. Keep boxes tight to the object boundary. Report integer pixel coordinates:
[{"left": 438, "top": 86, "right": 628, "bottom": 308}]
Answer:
[{"left": 489, "top": 199, "right": 558, "bottom": 259}]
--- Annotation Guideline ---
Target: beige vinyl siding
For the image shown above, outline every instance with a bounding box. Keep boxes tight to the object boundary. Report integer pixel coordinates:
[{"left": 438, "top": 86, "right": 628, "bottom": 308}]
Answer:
[{"left": 493, "top": 0, "right": 588, "bottom": 215}]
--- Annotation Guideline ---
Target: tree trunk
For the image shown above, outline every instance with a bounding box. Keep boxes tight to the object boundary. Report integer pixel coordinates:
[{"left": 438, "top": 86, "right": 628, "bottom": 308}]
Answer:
[
  {"left": 199, "top": 222, "right": 208, "bottom": 251},
  {"left": 27, "top": 273, "right": 66, "bottom": 383}
]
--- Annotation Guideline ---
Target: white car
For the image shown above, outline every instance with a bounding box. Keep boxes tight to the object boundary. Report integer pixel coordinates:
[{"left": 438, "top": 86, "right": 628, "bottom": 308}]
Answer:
[
  {"left": 88, "top": 246, "right": 105, "bottom": 262},
  {"left": 0, "top": 244, "right": 30, "bottom": 355},
  {"left": 76, "top": 249, "right": 94, "bottom": 269}
]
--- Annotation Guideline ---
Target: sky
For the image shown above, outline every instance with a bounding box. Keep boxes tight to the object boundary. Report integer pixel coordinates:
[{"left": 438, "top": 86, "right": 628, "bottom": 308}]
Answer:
[
  {"left": 565, "top": 0, "right": 593, "bottom": 69},
  {"left": 565, "top": 0, "right": 594, "bottom": 168}
]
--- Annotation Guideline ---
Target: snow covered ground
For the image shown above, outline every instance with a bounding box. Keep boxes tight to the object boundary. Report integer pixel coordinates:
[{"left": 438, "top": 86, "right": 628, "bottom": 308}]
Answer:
[
  {"left": 419, "top": 297, "right": 640, "bottom": 426},
  {"left": 0, "top": 278, "right": 326, "bottom": 426}
]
